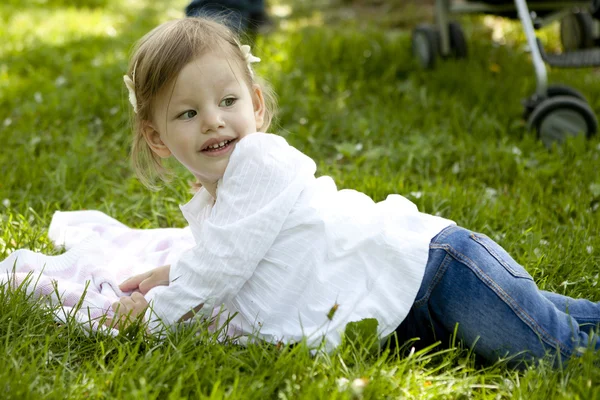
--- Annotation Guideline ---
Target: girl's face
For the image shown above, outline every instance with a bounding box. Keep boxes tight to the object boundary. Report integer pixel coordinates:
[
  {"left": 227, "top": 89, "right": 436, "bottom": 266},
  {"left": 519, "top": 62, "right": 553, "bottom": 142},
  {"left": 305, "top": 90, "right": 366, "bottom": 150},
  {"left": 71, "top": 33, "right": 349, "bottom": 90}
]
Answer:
[{"left": 144, "top": 52, "right": 265, "bottom": 193}]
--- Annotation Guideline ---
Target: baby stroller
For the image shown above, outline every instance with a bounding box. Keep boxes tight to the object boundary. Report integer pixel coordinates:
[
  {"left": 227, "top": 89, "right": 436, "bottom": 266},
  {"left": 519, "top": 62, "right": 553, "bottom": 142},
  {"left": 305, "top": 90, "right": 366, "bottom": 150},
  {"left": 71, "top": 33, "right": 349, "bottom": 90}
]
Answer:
[{"left": 412, "top": 0, "right": 600, "bottom": 147}]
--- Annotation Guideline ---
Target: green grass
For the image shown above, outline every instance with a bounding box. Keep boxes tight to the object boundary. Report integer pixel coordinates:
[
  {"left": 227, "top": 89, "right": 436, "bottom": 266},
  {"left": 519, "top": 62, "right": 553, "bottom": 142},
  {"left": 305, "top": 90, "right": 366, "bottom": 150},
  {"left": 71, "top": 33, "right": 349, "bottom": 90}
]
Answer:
[{"left": 2, "top": 0, "right": 600, "bottom": 398}]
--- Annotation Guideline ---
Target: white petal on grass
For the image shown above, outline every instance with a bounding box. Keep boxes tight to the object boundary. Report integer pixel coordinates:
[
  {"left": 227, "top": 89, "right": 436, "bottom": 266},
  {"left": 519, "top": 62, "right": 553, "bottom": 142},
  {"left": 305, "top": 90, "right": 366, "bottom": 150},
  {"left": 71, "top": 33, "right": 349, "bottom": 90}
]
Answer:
[
  {"left": 2, "top": 199, "right": 10, "bottom": 207},
  {"left": 299, "top": 117, "right": 308, "bottom": 125},
  {"left": 34, "top": 92, "right": 43, "bottom": 103},
  {"left": 55, "top": 76, "right": 67, "bottom": 86},
  {"left": 109, "top": 107, "right": 118, "bottom": 115},
  {"left": 410, "top": 191, "right": 422, "bottom": 199},
  {"left": 355, "top": 143, "right": 363, "bottom": 152},
  {"left": 485, "top": 187, "right": 498, "bottom": 199},
  {"left": 587, "top": 246, "right": 593, "bottom": 254},
  {"left": 3, "top": 118, "right": 11, "bottom": 127},
  {"left": 336, "top": 377, "right": 349, "bottom": 391},
  {"left": 511, "top": 146, "right": 522, "bottom": 156},
  {"left": 503, "top": 378, "right": 515, "bottom": 391},
  {"left": 451, "top": 162, "right": 460, "bottom": 174},
  {"left": 351, "top": 378, "right": 368, "bottom": 396}
]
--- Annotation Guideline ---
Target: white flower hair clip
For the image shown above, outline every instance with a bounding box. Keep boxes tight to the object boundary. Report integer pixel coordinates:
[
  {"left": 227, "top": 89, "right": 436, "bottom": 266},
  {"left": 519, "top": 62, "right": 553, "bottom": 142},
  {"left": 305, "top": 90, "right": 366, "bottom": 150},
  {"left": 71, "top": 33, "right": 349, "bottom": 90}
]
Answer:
[
  {"left": 240, "top": 44, "right": 261, "bottom": 76},
  {"left": 123, "top": 64, "right": 137, "bottom": 113}
]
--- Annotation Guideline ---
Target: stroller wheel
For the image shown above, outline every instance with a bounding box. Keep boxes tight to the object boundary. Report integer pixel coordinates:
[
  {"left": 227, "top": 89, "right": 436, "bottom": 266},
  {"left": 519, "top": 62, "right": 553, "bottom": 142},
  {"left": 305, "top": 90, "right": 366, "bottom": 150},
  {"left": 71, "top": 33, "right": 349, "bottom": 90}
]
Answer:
[
  {"left": 448, "top": 22, "right": 467, "bottom": 59},
  {"left": 546, "top": 84, "right": 587, "bottom": 101},
  {"left": 523, "top": 84, "right": 587, "bottom": 119},
  {"left": 527, "top": 96, "right": 598, "bottom": 148},
  {"left": 412, "top": 24, "right": 439, "bottom": 69},
  {"left": 560, "top": 11, "right": 595, "bottom": 51}
]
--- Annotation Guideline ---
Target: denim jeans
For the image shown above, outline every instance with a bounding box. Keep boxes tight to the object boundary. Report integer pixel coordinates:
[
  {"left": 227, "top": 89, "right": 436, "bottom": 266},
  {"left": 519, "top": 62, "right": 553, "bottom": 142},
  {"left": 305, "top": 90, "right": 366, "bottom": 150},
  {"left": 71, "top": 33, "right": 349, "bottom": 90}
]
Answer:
[
  {"left": 392, "top": 225, "right": 600, "bottom": 367},
  {"left": 185, "top": 0, "right": 266, "bottom": 32}
]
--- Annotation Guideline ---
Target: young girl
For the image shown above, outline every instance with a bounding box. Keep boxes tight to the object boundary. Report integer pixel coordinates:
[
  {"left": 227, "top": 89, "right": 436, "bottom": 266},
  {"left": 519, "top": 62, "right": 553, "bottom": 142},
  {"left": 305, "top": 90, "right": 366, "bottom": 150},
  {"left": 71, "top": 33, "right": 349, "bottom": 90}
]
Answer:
[
  {"left": 107, "top": 16, "right": 600, "bottom": 367},
  {"left": 3, "top": 16, "right": 599, "bottom": 368}
]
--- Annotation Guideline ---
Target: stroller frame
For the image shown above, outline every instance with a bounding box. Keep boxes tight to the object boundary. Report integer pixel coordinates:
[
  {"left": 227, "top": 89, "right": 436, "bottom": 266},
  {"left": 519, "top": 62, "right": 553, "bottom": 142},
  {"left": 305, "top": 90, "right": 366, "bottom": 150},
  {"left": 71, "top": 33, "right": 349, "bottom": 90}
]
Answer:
[
  {"left": 435, "top": 0, "right": 591, "bottom": 98},
  {"left": 413, "top": 0, "right": 599, "bottom": 146}
]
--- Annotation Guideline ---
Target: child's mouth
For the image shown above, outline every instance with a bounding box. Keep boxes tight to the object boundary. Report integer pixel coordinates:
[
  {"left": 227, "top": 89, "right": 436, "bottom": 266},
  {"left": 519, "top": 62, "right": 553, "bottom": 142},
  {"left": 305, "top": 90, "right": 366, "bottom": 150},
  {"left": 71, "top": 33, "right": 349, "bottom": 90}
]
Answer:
[{"left": 201, "top": 138, "right": 236, "bottom": 154}]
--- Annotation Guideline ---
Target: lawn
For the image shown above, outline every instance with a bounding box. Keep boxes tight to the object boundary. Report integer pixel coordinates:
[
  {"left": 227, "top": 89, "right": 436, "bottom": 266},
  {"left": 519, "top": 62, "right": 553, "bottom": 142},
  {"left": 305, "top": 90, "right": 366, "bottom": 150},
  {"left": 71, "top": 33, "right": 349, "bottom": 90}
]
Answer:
[{"left": 1, "top": 0, "right": 600, "bottom": 398}]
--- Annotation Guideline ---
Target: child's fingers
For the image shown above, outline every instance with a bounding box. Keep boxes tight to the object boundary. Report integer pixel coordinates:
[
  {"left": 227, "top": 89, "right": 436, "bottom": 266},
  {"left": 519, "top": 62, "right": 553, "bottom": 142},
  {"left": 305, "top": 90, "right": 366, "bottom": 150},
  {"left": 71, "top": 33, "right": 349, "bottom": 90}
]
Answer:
[
  {"left": 111, "top": 300, "right": 124, "bottom": 315},
  {"left": 110, "top": 297, "right": 136, "bottom": 329},
  {"left": 129, "top": 292, "right": 145, "bottom": 303},
  {"left": 138, "top": 275, "right": 168, "bottom": 294},
  {"left": 130, "top": 292, "right": 146, "bottom": 303},
  {"left": 114, "top": 294, "right": 147, "bottom": 314},
  {"left": 112, "top": 298, "right": 133, "bottom": 317},
  {"left": 130, "top": 293, "right": 149, "bottom": 317},
  {"left": 138, "top": 277, "right": 153, "bottom": 295},
  {"left": 107, "top": 303, "right": 123, "bottom": 328},
  {"left": 119, "top": 271, "right": 151, "bottom": 291}
]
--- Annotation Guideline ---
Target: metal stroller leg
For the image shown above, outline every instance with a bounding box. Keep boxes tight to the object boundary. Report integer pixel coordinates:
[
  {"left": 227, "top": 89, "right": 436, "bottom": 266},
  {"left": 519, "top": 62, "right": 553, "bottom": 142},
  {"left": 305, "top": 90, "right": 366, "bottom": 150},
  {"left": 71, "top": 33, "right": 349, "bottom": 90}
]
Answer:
[
  {"left": 436, "top": 0, "right": 451, "bottom": 56},
  {"left": 514, "top": 0, "right": 547, "bottom": 98}
]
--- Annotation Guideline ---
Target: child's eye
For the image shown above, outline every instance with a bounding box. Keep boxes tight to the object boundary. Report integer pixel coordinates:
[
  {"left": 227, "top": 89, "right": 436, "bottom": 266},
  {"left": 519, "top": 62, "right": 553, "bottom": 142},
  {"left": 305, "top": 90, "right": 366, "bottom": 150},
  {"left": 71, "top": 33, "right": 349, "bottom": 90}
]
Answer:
[
  {"left": 220, "top": 97, "right": 237, "bottom": 107},
  {"left": 178, "top": 110, "right": 197, "bottom": 120}
]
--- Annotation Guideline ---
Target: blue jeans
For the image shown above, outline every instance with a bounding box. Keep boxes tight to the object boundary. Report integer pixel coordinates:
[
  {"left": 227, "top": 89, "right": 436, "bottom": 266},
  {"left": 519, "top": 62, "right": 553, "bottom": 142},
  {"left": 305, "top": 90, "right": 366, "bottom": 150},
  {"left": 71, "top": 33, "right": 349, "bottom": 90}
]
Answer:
[
  {"left": 392, "top": 225, "right": 600, "bottom": 367},
  {"left": 185, "top": 0, "right": 266, "bottom": 32}
]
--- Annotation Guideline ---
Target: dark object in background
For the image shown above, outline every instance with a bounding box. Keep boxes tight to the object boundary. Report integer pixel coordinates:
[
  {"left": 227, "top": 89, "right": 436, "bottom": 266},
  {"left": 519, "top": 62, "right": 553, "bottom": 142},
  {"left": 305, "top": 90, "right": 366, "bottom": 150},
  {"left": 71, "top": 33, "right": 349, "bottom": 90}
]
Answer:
[{"left": 185, "top": 0, "right": 270, "bottom": 33}]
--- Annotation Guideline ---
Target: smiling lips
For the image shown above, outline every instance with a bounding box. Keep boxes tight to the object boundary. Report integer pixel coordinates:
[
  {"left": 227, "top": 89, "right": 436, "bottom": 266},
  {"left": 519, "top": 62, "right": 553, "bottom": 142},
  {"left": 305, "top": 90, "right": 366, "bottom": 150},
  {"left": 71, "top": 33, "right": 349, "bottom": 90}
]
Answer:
[{"left": 200, "top": 138, "right": 236, "bottom": 155}]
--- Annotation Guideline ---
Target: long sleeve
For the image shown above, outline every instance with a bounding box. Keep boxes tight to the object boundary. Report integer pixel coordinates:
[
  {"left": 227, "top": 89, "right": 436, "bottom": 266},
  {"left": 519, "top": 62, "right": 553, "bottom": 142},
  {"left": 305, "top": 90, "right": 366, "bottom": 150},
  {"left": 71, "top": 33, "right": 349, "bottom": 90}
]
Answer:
[{"left": 145, "top": 133, "right": 316, "bottom": 331}]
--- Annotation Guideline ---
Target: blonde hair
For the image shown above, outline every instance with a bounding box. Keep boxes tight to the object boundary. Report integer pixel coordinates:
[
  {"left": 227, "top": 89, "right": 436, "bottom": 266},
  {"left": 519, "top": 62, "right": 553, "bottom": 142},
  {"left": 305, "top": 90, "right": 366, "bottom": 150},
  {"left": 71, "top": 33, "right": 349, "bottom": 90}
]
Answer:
[{"left": 126, "top": 17, "right": 277, "bottom": 189}]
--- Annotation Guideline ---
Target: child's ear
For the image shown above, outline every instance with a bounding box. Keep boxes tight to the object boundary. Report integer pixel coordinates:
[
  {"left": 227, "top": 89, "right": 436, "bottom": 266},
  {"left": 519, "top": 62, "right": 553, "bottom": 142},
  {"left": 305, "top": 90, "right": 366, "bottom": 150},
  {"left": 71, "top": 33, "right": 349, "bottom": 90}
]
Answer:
[
  {"left": 252, "top": 84, "right": 266, "bottom": 131},
  {"left": 142, "top": 122, "right": 171, "bottom": 158}
]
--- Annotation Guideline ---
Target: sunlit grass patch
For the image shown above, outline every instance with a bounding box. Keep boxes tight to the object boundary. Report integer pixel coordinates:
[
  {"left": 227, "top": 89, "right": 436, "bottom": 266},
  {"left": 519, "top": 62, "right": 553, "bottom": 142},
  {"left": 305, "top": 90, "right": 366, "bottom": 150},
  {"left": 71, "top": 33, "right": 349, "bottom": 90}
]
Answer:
[{"left": 2, "top": 9, "right": 124, "bottom": 52}]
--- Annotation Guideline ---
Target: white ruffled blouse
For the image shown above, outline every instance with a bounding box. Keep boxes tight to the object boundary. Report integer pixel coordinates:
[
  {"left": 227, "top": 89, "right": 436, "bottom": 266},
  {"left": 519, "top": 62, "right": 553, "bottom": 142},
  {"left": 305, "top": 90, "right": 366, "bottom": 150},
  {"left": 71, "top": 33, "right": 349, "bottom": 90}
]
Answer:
[{"left": 145, "top": 133, "right": 454, "bottom": 349}]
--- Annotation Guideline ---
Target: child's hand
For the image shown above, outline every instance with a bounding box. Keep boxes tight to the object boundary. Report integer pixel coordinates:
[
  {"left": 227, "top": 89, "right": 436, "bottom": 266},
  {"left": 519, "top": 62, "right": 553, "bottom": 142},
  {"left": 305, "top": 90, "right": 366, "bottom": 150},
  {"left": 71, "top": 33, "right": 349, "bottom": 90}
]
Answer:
[
  {"left": 106, "top": 292, "right": 149, "bottom": 330},
  {"left": 119, "top": 265, "right": 170, "bottom": 295}
]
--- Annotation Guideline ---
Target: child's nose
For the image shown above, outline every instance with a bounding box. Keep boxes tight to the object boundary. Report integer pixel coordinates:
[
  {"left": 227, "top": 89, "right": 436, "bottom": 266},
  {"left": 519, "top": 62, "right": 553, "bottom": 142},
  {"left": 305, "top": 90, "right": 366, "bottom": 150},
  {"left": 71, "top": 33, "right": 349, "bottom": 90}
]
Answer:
[{"left": 201, "top": 111, "right": 225, "bottom": 134}]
